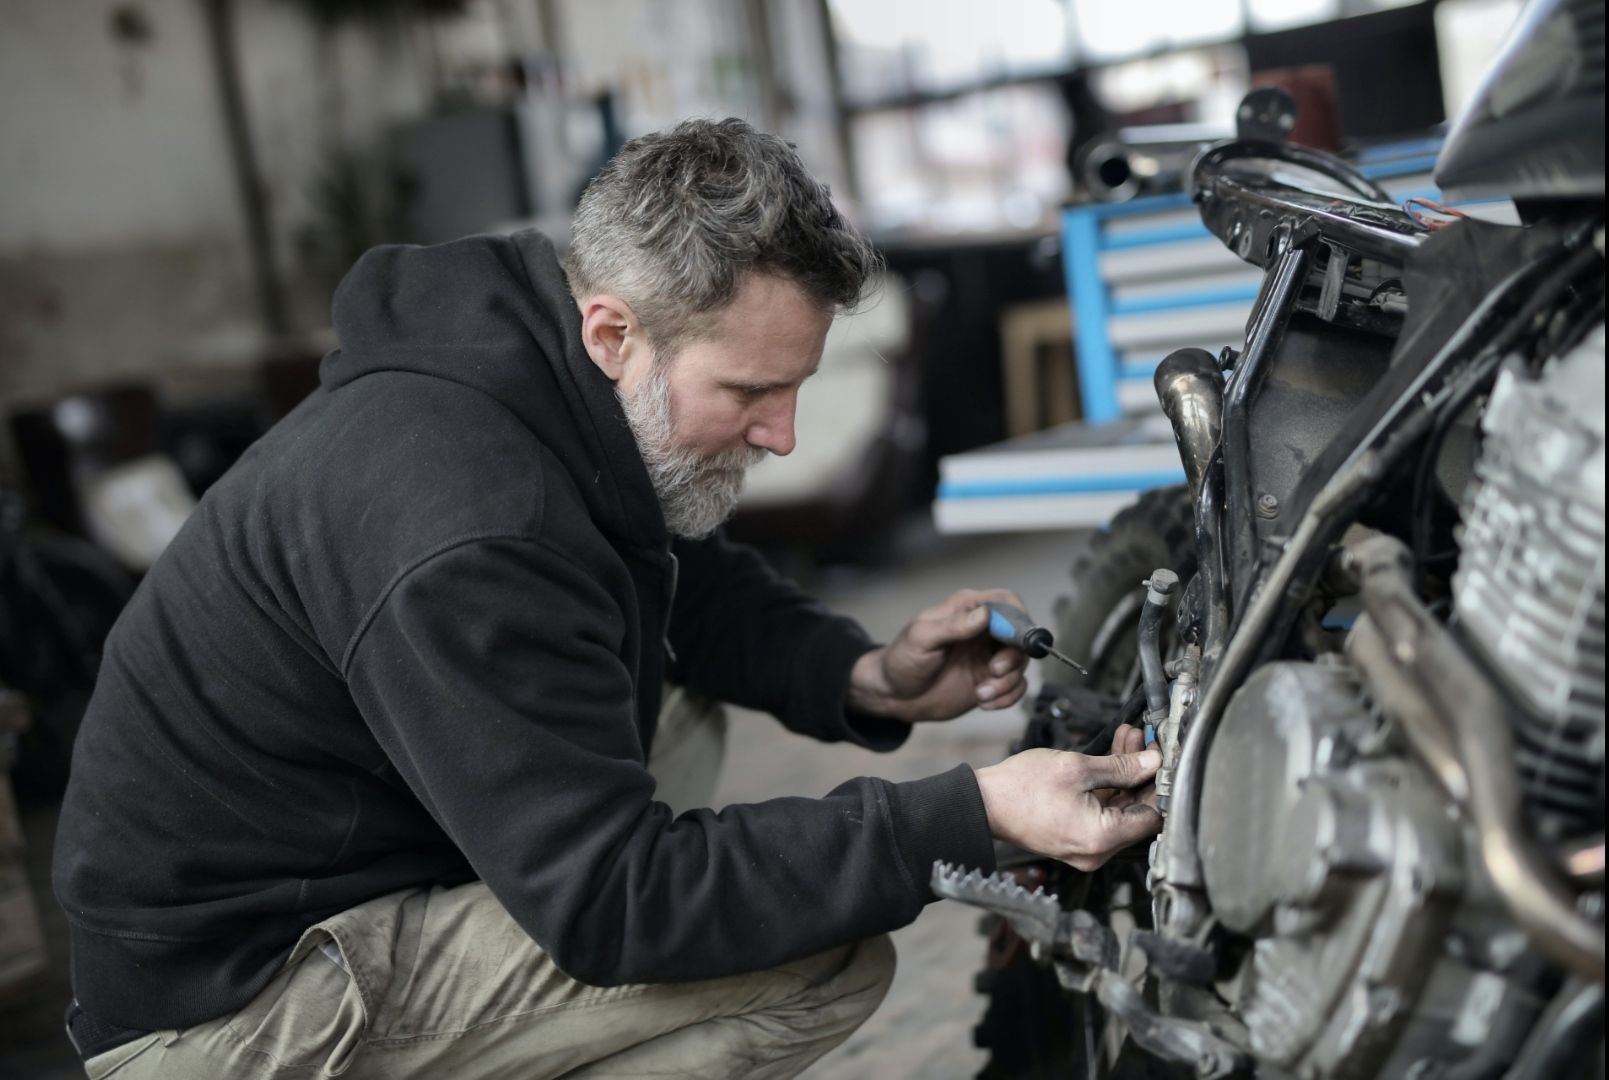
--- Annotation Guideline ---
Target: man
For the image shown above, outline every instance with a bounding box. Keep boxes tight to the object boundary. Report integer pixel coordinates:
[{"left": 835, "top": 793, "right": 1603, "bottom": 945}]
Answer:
[{"left": 55, "top": 118, "right": 1161, "bottom": 1079}]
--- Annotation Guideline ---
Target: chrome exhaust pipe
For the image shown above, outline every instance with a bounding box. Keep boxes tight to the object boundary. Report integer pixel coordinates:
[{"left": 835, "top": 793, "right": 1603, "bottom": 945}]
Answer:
[
  {"left": 1077, "top": 126, "right": 1227, "bottom": 202},
  {"left": 1153, "top": 348, "right": 1225, "bottom": 503},
  {"left": 1346, "top": 534, "right": 1605, "bottom": 982},
  {"left": 1078, "top": 140, "right": 1142, "bottom": 203}
]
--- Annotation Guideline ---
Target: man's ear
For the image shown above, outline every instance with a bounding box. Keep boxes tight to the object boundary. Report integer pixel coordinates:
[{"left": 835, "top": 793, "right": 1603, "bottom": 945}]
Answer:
[{"left": 577, "top": 294, "right": 646, "bottom": 385}]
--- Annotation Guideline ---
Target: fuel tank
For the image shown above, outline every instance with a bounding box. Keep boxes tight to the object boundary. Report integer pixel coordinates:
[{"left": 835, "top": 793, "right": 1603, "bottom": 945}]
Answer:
[{"left": 1434, "top": 0, "right": 1604, "bottom": 202}]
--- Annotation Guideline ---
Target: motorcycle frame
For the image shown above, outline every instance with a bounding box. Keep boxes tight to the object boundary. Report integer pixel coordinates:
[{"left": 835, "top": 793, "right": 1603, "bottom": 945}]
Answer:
[{"left": 1150, "top": 136, "right": 1601, "bottom": 942}]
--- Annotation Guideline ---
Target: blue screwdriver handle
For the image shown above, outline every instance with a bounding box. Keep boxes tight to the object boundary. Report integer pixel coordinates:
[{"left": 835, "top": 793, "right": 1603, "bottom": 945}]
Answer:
[
  {"left": 985, "top": 602, "right": 1036, "bottom": 647},
  {"left": 984, "top": 601, "right": 1087, "bottom": 675}
]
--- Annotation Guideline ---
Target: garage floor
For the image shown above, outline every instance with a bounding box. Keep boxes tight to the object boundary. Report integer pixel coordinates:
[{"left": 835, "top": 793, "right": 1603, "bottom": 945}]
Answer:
[{"left": 0, "top": 523, "right": 1085, "bottom": 1080}]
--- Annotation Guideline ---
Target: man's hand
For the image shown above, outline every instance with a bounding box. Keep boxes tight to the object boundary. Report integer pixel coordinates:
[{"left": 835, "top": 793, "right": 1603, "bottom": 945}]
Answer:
[
  {"left": 974, "top": 727, "right": 1162, "bottom": 870},
  {"left": 847, "top": 589, "right": 1032, "bottom": 723}
]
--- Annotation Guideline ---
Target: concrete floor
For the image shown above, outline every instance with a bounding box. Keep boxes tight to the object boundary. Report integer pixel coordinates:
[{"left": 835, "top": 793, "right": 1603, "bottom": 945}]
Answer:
[{"left": 0, "top": 523, "right": 1084, "bottom": 1080}]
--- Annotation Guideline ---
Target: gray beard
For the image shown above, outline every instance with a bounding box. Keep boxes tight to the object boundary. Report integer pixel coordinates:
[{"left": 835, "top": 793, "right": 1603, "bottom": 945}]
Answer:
[{"left": 618, "top": 362, "right": 766, "bottom": 539}]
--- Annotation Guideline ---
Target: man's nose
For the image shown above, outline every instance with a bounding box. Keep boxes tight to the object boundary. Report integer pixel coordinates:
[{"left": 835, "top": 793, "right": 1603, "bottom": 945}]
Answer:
[{"left": 746, "top": 395, "right": 797, "bottom": 457}]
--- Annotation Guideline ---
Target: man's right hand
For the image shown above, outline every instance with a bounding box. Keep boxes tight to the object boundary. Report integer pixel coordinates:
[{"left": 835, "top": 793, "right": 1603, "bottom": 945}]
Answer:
[{"left": 973, "top": 728, "right": 1162, "bottom": 870}]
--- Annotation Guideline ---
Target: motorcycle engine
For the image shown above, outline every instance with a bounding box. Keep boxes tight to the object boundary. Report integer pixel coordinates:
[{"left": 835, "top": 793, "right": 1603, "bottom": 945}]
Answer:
[
  {"left": 1197, "top": 661, "right": 1469, "bottom": 1079},
  {"left": 1192, "top": 328, "right": 1607, "bottom": 1078},
  {"left": 1452, "top": 324, "right": 1606, "bottom": 835}
]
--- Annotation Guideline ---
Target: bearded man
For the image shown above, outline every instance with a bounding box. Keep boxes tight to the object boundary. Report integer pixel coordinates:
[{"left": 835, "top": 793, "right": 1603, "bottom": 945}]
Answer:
[{"left": 54, "top": 119, "right": 1162, "bottom": 1080}]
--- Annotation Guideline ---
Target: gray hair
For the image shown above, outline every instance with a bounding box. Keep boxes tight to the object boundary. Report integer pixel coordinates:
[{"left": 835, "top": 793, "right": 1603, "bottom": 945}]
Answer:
[{"left": 565, "top": 117, "right": 881, "bottom": 353}]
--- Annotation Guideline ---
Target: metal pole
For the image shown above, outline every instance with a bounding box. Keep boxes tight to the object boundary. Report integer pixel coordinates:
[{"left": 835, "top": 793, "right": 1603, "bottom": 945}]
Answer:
[{"left": 202, "top": 0, "right": 288, "bottom": 338}]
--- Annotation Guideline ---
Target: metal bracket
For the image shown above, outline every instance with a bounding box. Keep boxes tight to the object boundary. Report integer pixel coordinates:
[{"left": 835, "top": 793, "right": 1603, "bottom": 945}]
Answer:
[{"left": 1234, "top": 86, "right": 1298, "bottom": 143}]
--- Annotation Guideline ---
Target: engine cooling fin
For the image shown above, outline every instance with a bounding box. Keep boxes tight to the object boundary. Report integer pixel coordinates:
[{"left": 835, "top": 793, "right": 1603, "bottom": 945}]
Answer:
[{"left": 1453, "top": 326, "right": 1606, "bottom": 836}]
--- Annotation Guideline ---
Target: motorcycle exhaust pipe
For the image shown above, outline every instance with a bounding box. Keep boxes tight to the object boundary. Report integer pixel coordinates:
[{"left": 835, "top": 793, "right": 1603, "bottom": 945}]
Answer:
[
  {"left": 1153, "top": 348, "right": 1226, "bottom": 505},
  {"left": 1078, "top": 126, "right": 1228, "bottom": 202},
  {"left": 1346, "top": 534, "right": 1605, "bottom": 982},
  {"left": 1078, "top": 140, "right": 1142, "bottom": 203}
]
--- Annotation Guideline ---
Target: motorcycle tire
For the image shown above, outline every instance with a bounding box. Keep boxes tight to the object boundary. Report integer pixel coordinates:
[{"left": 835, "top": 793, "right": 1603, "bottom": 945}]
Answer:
[
  {"left": 972, "top": 926, "right": 1083, "bottom": 1080},
  {"left": 1051, "top": 486, "right": 1196, "bottom": 697}
]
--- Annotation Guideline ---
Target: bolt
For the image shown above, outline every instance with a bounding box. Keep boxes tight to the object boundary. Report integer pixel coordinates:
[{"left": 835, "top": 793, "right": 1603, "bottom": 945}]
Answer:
[
  {"left": 1368, "top": 986, "right": 1404, "bottom": 1023},
  {"left": 1148, "top": 568, "right": 1180, "bottom": 595},
  {"left": 1256, "top": 493, "right": 1280, "bottom": 518}
]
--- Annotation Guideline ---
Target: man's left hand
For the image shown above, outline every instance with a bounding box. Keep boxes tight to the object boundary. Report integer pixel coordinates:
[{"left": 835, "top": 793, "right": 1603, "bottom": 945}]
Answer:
[{"left": 847, "top": 589, "right": 1032, "bottom": 723}]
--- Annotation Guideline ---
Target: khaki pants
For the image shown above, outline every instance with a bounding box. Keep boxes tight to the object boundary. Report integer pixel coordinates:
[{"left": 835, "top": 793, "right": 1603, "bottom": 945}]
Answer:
[{"left": 84, "top": 690, "right": 896, "bottom": 1080}]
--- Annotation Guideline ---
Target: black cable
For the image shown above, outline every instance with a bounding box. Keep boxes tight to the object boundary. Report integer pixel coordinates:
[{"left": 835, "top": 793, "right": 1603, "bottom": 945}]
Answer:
[
  {"left": 1410, "top": 242, "right": 1605, "bottom": 575},
  {"left": 1076, "top": 687, "right": 1147, "bottom": 757},
  {"left": 1410, "top": 382, "right": 1482, "bottom": 573}
]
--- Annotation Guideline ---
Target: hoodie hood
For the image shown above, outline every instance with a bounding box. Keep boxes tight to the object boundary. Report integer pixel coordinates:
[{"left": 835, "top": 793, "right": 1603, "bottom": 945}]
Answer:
[{"left": 320, "top": 230, "right": 666, "bottom": 554}]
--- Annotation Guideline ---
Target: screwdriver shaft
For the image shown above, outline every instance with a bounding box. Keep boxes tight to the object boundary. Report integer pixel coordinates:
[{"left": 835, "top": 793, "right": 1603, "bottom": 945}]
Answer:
[{"left": 1045, "top": 647, "right": 1089, "bottom": 676}]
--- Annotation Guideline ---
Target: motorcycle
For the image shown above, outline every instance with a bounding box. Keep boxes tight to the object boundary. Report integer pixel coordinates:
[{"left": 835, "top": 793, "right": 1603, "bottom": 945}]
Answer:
[{"left": 944, "top": 2, "right": 1605, "bottom": 1077}]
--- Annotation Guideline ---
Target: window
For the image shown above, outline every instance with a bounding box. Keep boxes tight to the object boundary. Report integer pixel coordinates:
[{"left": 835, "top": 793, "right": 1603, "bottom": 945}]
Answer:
[
  {"left": 1071, "top": 0, "right": 1243, "bottom": 61},
  {"left": 831, "top": 0, "right": 1073, "bottom": 104},
  {"left": 851, "top": 83, "right": 1071, "bottom": 233}
]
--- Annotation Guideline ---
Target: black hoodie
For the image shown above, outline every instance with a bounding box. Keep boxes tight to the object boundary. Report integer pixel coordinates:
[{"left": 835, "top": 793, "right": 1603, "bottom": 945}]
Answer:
[{"left": 53, "top": 231, "right": 995, "bottom": 1031}]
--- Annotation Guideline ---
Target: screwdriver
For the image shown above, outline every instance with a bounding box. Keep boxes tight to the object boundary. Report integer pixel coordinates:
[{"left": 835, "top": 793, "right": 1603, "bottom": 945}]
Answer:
[{"left": 984, "top": 601, "right": 1089, "bottom": 675}]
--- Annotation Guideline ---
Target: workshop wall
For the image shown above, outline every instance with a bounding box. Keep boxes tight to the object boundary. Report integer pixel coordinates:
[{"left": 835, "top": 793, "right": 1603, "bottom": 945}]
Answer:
[
  {"left": 0, "top": 0, "right": 846, "bottom": 419},
  {"left": 0, "top": 0, "right": 434, "bottom": 408},
  {"left": 551, "top": 0, "right": 850, "bottom": 197}
]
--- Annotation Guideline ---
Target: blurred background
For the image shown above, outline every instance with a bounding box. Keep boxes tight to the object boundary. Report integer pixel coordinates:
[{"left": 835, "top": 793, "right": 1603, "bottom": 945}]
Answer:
[{"left": 0, "top": 0, "right": 1525, "bottom": 1076}]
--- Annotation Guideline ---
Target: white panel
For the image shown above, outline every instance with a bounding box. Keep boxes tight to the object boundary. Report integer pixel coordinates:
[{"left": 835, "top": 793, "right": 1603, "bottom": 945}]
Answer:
[
  {"left": 935, "top": 491, "right": 1148, "bottom": 533},
  {"left": 1100, "top": 237, "right": 1248, "bottom": 283},
  {"left": 1117, "top": 350, "right": 1168, "bottom": 374},
  {"left": 1109, "top": 267, "right": 1263, "bottom": 306},
  {"left": 1117, "top": 379, "right": 1164, "bottom": 414},
  {"left": 1109, "top": 304, "right": 1249, "bottom": 349},
  {"left": 940, "top": 440, "right": 1183, "bottom": 482},
  {"left": 1102, "top": 207, "right": 1202, "bottom": 238}
]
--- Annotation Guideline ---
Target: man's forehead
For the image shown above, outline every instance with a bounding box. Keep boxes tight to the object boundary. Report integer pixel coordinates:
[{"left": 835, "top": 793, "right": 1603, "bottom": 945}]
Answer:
[{"left": 677, "top": 278, "right": 832, "bottom": 380}]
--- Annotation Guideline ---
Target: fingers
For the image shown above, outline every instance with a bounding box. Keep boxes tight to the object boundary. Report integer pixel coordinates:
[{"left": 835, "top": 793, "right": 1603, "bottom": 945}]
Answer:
[
  {"left": 974, "top": 643, "right": 1030, "bottom": 710},
  {"left": 1067, "top": 791, "right": 1162, "bottom": 870},
  {"left": 1099, "top": 781, "right": 1156, "bottom": 810},
  {"left": 976, "top": 668, "right": 1028, "bottom": 710},
  {"left": 904, "top": 588, "right": 1030, "bottom": 652},
  {"left": 1073, "top": 747, "right": 1161, "bottom": 791},
  {"left": 977, "top": 750, "right": 1162, "bottom": 873},
  {"left": 974, "top": 643, "right": 1030, "bottom": 708},
  {"left": 1087, "top": 728, "right": 1148, "bottom": 795},
  {"left": 1097, "top": 801, "right": 1164, "bottom": 850},
  {"left": 1111, "top": 724, "right": 1145, "bottom": 756},
  {"left": 987, "top": 644, "right": 1030, "bottom": 679}
]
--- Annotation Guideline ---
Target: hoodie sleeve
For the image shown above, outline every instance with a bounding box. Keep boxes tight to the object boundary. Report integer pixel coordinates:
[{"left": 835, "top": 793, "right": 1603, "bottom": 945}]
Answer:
[
  {"left": 666, "top": 532, "right": 912, "bottom": 749},
  {"left": 342, "top": 535, "right": 995, "bottom": 987}
]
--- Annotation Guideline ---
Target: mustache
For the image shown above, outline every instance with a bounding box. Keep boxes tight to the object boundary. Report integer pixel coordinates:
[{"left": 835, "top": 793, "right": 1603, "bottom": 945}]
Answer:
[{"left": 701, "top": 444, "right": 768, "bottom": 472}]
